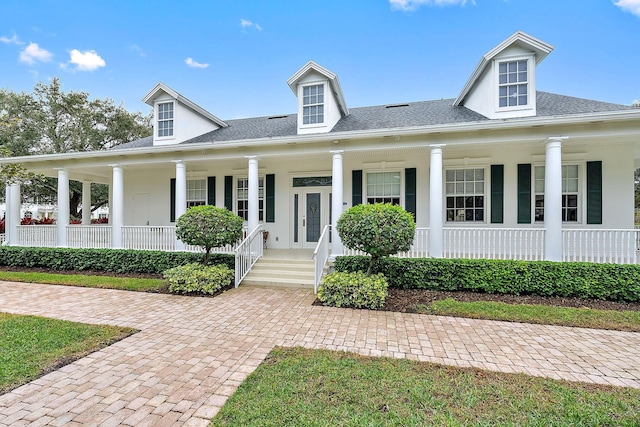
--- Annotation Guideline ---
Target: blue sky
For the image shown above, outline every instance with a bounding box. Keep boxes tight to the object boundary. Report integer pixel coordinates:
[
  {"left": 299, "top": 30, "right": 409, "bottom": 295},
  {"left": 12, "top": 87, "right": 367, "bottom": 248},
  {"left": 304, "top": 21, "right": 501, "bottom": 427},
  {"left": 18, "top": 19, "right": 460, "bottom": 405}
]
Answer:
[{"left": 1, "top": 0, "right": 639, "bottom": 119}]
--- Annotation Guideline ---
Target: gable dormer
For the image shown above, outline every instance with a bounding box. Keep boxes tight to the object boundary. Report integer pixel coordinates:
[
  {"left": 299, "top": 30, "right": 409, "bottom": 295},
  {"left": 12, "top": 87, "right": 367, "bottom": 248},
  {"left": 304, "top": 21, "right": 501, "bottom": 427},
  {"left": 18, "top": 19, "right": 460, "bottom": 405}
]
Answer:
[
  {"left": 454, "top": 31, "right": 553, "bottom": 120},
  {"left": 142, "top": 83, "right": 228, "bottom": 146},
  {"left": 287, "top": 61, "right": 348, "bottom": 135}
]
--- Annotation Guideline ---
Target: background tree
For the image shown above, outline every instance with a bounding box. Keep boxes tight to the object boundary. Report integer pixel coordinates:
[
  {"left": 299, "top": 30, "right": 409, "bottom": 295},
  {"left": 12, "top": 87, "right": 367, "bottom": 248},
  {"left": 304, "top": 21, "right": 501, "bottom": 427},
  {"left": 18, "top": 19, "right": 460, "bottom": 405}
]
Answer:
[
  {"left": 337, "top": 203, "right": 415, "bottom": 275},
  {"left": 0, "top": 78, "right": 152, "bottom": 217},
  {"left": 175, "top": 206, "right": 244, "bottom": 264}
]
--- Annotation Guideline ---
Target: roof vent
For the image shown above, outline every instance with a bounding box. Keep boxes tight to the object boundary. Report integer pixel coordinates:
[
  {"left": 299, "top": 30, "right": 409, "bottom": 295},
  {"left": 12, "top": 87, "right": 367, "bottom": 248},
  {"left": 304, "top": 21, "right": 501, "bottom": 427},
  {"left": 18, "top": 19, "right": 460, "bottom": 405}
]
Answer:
[
  {"left": 268, "top": 115, "right": 289, "bottom": 120},
  {"left": 385, "top": 104, "right": 409, "bottom": 109}
]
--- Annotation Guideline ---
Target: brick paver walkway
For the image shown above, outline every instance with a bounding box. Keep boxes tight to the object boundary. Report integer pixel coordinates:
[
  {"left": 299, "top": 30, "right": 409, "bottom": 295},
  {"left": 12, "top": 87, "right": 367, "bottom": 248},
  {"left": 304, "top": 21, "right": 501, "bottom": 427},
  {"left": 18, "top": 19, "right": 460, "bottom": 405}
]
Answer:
[{"left": 1, "top": 282, "right": 639, "bottom": 426}]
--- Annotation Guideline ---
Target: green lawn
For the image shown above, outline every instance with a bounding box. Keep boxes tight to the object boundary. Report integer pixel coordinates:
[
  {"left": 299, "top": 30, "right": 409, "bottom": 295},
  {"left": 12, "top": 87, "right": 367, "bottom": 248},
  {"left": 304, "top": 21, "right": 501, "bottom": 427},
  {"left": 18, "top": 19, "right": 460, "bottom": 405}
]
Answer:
[
  {"left": 0, "top": 312, "right": 135, "bottom": 394},
  {"left": 0, "top": 271, "right": 166, "bottom": 292},
  {"left": 211, "top": 347, "right": 640, "bottom": 427},
  {"left": 417, "top": 298, "right": 640, "bottom": 332}
]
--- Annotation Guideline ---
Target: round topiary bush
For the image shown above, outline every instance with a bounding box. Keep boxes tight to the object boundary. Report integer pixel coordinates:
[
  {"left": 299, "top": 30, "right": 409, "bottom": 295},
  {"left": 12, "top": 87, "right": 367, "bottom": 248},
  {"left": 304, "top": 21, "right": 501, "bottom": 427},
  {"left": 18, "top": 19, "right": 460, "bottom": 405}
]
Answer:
[
  {"left": 163, "top": 263, "right": 234, "bottom": 295},
  {"left": 337, "top": 203, "right": 415, "bottom": 274},
  {"left": 317, "top": 271, "right": 389, "bottom": 309}
]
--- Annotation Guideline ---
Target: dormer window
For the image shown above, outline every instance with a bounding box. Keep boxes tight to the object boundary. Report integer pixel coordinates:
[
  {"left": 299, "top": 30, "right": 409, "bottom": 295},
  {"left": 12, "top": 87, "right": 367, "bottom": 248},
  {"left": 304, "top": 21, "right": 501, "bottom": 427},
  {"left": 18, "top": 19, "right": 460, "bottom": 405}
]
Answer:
[
  {"left": 302, "top": 84, "right": 324, "bottom": 124},
  {"left": 157, "top": 102, "right": 174, "bottom": 137},
  {"left": 498, "top": 60, "right": 528, "bottom": 108}
]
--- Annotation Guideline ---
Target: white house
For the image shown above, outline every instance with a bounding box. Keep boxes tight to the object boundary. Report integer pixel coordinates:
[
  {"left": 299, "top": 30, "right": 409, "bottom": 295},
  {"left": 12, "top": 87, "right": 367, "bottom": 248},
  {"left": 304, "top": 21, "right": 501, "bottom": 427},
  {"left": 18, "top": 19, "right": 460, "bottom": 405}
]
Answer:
[{"left": 2, "top": 31, "right": 640, "bottom": 283}]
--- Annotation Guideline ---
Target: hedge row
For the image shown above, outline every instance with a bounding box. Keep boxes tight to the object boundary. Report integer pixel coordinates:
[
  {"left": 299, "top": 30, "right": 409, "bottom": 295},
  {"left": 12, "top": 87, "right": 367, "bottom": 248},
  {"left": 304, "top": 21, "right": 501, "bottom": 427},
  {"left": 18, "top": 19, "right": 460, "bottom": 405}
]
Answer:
[
  {"left": 0, "top": 247, "right": 235, "bottom": 274},
  {"left": 334, "top": 256, "right": 640, "bottom": 303}
]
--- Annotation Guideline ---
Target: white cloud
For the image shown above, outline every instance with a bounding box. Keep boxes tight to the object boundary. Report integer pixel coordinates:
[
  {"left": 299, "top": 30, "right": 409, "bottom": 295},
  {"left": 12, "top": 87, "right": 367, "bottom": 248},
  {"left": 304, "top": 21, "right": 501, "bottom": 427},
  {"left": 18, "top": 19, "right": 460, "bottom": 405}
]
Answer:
[
  {"left": 67, "top": 49, "right": 106, "bottom": 71},
  {"left": 0, "top": 34, "right": 23, "bottom": 45},
  {"left": 19, "top": 43, "right": 53, "bottom": 65},
  {"left": 390, "top": 0, "right": 474, "bottom": 11},
  {"left": 614, "top": 0, "right": 640, "bottom": 17},
  {"left": 240, "top": 19, "right": 262, "bottom": 31},
  {"left": 185, "top": 57, "right": 209, "bottom": 69},
  {"left": 129, "top": 44, "right": 146, "bottom": 57}
]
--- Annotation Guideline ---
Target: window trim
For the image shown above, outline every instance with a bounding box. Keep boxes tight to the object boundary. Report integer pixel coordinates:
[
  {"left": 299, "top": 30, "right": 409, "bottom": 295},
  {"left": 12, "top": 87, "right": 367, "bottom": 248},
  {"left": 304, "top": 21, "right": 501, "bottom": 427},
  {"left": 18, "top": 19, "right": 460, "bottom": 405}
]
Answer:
[
  {"left": 186, "top": 178, "right": 207, "bottom": 209},
  {"left": 156, "top": 101, "right": 175, "bottom": 139},
  {"left": 364, "top": 170, "right": 403, "bottom": 206},
  {"left": 235, "top": 176, "right": 265, "bottom": 222},
  {"left": 533, "top": 163, "right": 582, "bottom": 224},
  {"left": 445, "top": 167, "right": 487, "bottom": 223},
  {"left": 494, "top": 56, "right": 533, "bottom": 112},
  {"left": 302, "top": 83, "right": 325, "bottom": 126}
]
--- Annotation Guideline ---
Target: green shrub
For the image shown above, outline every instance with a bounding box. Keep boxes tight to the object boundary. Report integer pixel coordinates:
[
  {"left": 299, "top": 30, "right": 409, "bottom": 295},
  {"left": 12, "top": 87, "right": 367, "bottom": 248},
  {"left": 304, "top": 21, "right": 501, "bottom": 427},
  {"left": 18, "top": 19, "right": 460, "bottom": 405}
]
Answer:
[
  {"left": 0, "top": 247, "right": 234, "bottom": 274},
  {"left": 163, "top": 263, "right": 234, "bottom": 295},
  {"left": 337, "top": 203, "right": 415, "bottom": 274},
  {"left": 334, "top": 256, "right": 640, "bottom": 303},
  {"left": 317, "top": 271, "right": 389, "bottom": 309}
]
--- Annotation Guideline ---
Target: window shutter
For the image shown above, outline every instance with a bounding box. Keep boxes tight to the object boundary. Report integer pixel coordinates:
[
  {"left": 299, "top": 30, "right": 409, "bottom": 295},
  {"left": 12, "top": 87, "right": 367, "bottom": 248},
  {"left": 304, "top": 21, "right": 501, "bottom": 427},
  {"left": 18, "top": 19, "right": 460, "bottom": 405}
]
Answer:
[
  {"left": 490, "top": 165, "right": 504, "bottom": 223},
  {"left": 266, "top": 174, "right": 275, "bottom": 223},
  {"left": 517, "top": 164, "right": 531, "bottom": 224},
  {"left": 207, "top": 176, "right": 216, "bottom": 206},
  {"left": 586, "top": 161, "right": 602, "bottom": 224},
  {"left": 170, "top": 178, "right": 176, "bottom": 222},
  {"left": 224, "top": 176, "right": 233, "bottom": 211},
  {"left": 405, "top": 168, "right": 416, "bottom": 220},
  {"left": 352, "top": 170, "right": 362, "bottom": 206}
]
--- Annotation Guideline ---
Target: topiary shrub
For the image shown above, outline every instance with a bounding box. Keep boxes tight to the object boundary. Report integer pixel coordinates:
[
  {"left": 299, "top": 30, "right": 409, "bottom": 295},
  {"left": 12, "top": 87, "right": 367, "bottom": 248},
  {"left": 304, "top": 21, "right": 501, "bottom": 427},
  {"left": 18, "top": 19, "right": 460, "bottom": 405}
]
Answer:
[
  {"left": 317, "top": 271, "right": 389, "bottom": 309},
  {"left": 337, "top": 203, "right": 415, "bottom": 274},
  {"left": 163, "top": 263, "right": 234, "bottom": 295},
  {"left": 176, "top": 205, "right": 243, "bottom": 264}
]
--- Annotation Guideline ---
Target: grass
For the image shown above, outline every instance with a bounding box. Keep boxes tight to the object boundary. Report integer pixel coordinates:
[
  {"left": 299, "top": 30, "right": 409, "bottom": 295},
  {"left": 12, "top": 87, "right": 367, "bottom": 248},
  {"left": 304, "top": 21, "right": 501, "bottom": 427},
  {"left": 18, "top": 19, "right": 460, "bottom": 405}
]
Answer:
[
  {"left": 416, "top": 299, "right": 640, "bottom": 332},
  {"left": 0, "top": 271, "right": 167, "bottom": 292},
  {"left": 0, "top": 312, "right": 135, "bottom": 394},
  {"left": 212, "top": 346, "right": 640, "bottom": 427}
]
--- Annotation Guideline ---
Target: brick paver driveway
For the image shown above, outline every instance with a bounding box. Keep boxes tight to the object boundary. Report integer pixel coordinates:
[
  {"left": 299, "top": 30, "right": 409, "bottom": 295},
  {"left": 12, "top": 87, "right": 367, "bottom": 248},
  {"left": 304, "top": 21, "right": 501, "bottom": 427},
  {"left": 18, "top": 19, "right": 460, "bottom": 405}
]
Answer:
[{"left": 1, "top": 282, "right": 639, "bottom": 426}]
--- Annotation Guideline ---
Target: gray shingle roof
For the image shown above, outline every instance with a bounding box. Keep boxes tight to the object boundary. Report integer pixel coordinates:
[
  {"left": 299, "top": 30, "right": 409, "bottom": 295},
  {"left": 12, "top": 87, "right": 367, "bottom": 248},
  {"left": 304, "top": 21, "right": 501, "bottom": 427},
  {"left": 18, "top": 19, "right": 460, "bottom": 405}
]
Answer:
[{"left": 112, "top": 92, "right": 634, "bottom": 150}]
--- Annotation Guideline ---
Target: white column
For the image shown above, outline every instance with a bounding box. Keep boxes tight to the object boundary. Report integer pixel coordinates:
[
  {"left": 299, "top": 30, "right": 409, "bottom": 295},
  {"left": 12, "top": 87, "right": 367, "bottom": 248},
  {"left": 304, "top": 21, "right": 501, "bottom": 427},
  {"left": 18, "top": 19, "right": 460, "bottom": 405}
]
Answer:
[
  {"left": 544, "top": 137, "right": 566, "bottom": 261},
  {"left": 174, "top": 161, "right": 187, "bottom": 250},
  {"left": 247, "top": 156, "right": 259, "bottom": 233},
  {"left": 111, "top": 165, "right": 124, "bottom": 249},
  {"left": 6, "top": 184, "right": 21, "bottom": 245},
  {"left": 330, "top": 150, "right": 344, "bottom": 258},
  {"left": 56, "top": 169, "right": 69, "bottom": 247},
  {"left": 429, "top": 145, "right": 444, "bottom": 258},
  {"left": 4, "top": 185, "right": 12, "bottom": 245},
  {"left": 82, "top": 181, "right": 92, "bottom": 225}
]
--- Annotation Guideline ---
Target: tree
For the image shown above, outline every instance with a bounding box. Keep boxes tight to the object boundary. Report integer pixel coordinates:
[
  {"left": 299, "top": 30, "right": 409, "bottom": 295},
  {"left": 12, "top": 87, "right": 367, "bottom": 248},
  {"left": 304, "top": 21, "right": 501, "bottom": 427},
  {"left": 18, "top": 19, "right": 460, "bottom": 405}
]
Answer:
[
  {"left": 0, "top": 78, "right": 152, "bottom": 216},
  {"left": 337, "top": 203, "right": 415, "bottom": 275},
  {"left": 175, "top": 206, "right": 244, "bottom": 264}
]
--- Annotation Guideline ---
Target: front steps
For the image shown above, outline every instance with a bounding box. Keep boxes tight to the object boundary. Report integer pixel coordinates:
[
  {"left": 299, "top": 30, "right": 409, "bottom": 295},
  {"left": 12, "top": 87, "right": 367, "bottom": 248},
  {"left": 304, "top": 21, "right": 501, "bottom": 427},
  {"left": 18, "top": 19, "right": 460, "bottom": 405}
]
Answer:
[{"left": 241, "top": 256, "right": 315, "bottom": 289}]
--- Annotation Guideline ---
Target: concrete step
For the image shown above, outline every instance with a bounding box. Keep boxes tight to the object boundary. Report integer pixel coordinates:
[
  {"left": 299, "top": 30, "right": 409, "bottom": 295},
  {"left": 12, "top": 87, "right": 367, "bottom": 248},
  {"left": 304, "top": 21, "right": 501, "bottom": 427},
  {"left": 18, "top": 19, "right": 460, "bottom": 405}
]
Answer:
[{"left": 241, "top": 257, "right": 315, "bottom": 289}]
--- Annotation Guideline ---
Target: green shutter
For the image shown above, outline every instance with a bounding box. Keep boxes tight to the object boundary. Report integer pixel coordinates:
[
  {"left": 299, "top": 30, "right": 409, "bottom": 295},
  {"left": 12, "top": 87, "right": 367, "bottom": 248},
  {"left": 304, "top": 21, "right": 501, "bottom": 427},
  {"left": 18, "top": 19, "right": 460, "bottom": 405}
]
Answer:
[
  {"left": 517, "top": 164, "right": 531, "bottom": 224},
  {"left": 170, "top": 178, "right": 176, "bottom": 222},
  {"left": 224, "top": 176, "right": 233, "bottom": 211},
  {"left": 266, "top": 174, "right": 275, "bottom": 223},
  {"left": 490, "top": 165, "right": 504, "bottom": 223},
  {"left": 207, "top": 176, "right": 216, "bottom": 206},
  {"left": 352, "top": 170, "right": 362, "bottom": 206},
  {"left": 405, "top": 168, "right": 416, "bottom": 219},
  {"left": 586, "top": 161, "right": 602, "bottom": 224}
]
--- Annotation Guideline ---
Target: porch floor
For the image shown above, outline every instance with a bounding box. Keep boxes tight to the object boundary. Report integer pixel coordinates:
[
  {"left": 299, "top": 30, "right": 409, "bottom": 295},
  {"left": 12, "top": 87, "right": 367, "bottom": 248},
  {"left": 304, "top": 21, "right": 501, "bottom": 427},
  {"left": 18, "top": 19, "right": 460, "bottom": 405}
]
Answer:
[
  {"left": 0, "top": 284, "right": 638, "bottom": 426},
  {"left": 262, "top": 248, "right": 314, "bottom": 260}
]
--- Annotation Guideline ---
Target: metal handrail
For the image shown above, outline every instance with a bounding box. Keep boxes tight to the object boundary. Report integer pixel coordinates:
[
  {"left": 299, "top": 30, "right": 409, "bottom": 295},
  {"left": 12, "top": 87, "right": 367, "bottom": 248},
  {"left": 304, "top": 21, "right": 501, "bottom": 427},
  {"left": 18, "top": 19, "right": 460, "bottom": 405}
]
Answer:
[
  {"left": 312, "top": 225, "right": 331, "bottom": 293},
  {"left": 234, "top": 225, "right": 264, "bottom": 287}
]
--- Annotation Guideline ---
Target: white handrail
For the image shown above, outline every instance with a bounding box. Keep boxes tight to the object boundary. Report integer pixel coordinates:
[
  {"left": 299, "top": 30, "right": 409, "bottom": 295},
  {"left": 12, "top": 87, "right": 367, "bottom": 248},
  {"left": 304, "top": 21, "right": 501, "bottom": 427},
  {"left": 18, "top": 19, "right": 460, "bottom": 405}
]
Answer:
[
  {"left": 312, "top": 225, "right": 331, "bottom": 293},
  {"left": 234, "top": 226, "right": 264, "bottom": 287}
]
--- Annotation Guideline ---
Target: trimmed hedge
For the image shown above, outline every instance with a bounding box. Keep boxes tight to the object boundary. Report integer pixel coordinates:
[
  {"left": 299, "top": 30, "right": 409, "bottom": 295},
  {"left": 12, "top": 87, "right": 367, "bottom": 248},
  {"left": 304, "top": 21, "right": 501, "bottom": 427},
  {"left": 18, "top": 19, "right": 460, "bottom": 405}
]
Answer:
[
  {"left": 334, "top": 256, "right": 640, "bottom": 303},
  {"left": 0, "top": 247, "right": 234, "bottom": 274},
  {"left": 318, "top": 271, "right": 389, "bottom": 309},
  {"left": 164, "top": 263, "right": 234, "bottom": 295}
]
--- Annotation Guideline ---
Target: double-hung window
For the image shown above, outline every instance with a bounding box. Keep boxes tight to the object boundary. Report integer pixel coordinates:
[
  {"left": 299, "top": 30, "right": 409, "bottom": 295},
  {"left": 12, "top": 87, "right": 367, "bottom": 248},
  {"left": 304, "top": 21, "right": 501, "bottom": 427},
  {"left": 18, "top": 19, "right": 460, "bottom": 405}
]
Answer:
[
  {"left": 366, "top": 171, "right": 400, "bottom": 205},
  {"left": 302, "top": 84, "right": 324, "bottom": 125},
  {"left": 187, "top": 179, "right": 206, "bottom": 208},
  {"left": 534, "top": 165, "right": 579, "bottom": 222},
  {"left": 237, "top": 177, "right": 265, "bottom": 221},
  {"left": 446, "top": 168, "right": 485, "bottom": 222},
  {"left": 157, "top": 102, "right": 174, "bottom": 137},
  {"left": 498, "top": 60, "right": 528, "bottom": 108}
]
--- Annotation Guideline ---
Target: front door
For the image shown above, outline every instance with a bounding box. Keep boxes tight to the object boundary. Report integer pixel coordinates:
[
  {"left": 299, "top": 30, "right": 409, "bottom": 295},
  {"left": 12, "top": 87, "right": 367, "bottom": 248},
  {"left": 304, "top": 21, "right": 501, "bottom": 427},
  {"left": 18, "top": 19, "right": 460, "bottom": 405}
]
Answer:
[{"left": 293, "top": 188, "right": 331, "bottom": 249}]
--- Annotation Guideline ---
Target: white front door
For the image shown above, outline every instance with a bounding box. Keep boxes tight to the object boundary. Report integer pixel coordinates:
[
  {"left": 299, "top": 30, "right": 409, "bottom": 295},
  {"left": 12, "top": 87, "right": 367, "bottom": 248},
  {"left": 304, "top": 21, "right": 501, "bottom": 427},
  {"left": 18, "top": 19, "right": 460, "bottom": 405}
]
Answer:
[{"left": 292, "top": 188, "right": 331, "bottom": 249}]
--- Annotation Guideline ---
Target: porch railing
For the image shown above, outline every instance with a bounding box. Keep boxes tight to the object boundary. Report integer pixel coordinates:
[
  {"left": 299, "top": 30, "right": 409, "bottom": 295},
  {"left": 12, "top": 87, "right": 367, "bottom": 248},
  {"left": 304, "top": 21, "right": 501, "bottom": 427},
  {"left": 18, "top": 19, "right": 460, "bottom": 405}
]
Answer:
[
  {"left": 122, "top": 226, "right": 175, "bottom": 251},
  {"left": 234, "top": 226, "right": 264, "bottom": 287},
  {"left": 312, "top": 225, "right": 331, "bottom": 293},
  {"left": 444, "top": 227, "right": 545, "bottom": 261},
  {"left": 67, "top": 225, "right": 111, "bottom": 248},
  {"left": 16, "top": 225, "right": 57, "bottom": 247},
  {"left": 563, "top": 229, "right": 636, "bottom": 264}
]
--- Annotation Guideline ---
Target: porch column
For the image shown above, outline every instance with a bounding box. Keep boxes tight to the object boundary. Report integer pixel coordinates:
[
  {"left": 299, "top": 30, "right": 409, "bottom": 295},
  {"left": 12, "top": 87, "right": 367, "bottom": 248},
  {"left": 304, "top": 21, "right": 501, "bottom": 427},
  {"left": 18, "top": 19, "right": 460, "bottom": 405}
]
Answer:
[
  {"left": 82, "top": 181, "right": 92, "bottom": 225},
  {"left": 6, "top": 183, "right": 21, "bottom": 245},
  {"left": 247, "top": 156, "right": 259, "bottom": 233},
  {"left": 56, "top": 169, "right": 69, "bottom": 247},
  {"left": 429, "top": 145, "right": 444, "bottom": 258},
  {"left": 111, "top": 165, "right": 124, "bottom": 249},
  {"left": 174, "top": 160, "right": 187, "bottom": 250},
  {"left": 4, "top": 185, "right": 10, "bottom": 245},
  {"left": 544, "top": 137, "right": 566, "bottom": 261},
  {"left": 330, "top": 150, "right": 344, "bottom": 258}
]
